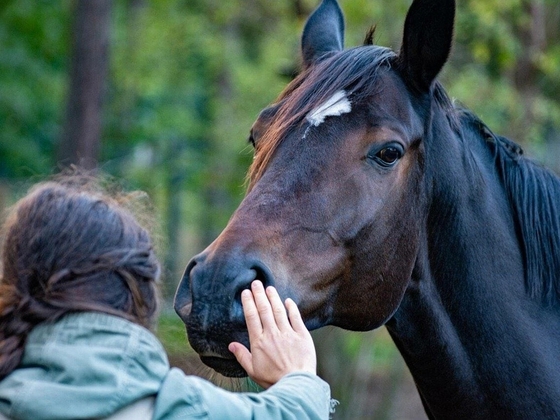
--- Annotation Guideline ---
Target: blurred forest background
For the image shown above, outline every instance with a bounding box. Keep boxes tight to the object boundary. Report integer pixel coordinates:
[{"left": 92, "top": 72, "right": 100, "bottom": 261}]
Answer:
[{"left": 1, "top": 0, "right": 559, "bottom": 418}]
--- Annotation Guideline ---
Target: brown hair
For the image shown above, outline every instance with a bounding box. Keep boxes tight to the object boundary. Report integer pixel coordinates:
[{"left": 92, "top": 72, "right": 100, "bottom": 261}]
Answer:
[{"left": 0, "top": 178, "right": 161, "bottom": 379}]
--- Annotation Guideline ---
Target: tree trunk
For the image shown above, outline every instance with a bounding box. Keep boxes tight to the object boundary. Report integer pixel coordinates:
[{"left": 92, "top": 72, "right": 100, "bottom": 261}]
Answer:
[
  {"left": 58, "top": 0, "right": 112, "bottom": 169},
  {"left": 512, "top": 0, "right": 546, "bottom": 143},
  {"left": 163, "top": 138, "right": 188, "bottom": 302}
]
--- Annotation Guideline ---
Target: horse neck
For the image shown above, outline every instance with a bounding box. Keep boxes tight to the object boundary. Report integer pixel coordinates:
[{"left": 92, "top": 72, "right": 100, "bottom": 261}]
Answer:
[{"left": 385, "top": 112, "right": 560, "bottom": 419}]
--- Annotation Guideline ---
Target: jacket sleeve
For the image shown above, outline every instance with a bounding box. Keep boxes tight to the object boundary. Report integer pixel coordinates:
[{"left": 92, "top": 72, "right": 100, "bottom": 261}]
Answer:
[{"left": 153, "top": 368, "right": 332, "bottom": 420}]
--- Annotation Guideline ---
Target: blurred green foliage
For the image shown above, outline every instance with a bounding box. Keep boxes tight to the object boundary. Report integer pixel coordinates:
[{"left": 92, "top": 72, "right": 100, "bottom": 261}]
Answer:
[
  {"left": 157, "top": 311, "right": 192, "bottom": 356},
  {"left": 1, "top": 1, "right": 558, "bottom": 418},
  {"left": 0, "top": 0, "right": 70, "bottom": 178},
  {"left": 1, "top": 0, "right": 559, "bottom": 236}
]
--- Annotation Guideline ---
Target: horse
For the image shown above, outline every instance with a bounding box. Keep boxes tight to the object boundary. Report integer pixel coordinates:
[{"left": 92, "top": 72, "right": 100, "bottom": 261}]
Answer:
[{"left": 174, "top": 0, "right": 560, "bottom": 418}]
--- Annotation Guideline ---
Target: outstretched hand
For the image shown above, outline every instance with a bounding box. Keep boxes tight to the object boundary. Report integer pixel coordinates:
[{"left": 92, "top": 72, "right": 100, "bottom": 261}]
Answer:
[{"left": 228, "top": 281, "right": 317, "bottom": 389}]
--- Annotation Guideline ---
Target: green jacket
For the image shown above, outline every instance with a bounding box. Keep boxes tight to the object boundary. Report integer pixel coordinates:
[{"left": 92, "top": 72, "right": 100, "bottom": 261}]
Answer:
[{"left": 0, "top": 312, "right": 331, "bottom": 419}]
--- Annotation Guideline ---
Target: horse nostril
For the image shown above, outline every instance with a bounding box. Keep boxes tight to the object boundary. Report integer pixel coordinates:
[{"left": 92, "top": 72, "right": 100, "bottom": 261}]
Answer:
[
  {"left": 174, "top": 259, "right": 196, "bottom": 320},
  {"left": 252, "top": 264, "right": 274, "bottom": 289},
  {"left": 232, "top": 262, "right": 275, "bottom": 319},
  {"left": 232, "top": 268, "right": 257, "bottom": 308}
]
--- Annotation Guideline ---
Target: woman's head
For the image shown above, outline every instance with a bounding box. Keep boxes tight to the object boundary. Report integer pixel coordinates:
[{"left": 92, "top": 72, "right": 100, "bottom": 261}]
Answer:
[{"left": 0, "top": 178, "right": 161, "bottom": 378}]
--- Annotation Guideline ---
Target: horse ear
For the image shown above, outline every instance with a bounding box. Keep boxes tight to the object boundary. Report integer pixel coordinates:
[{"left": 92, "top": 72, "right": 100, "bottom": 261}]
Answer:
[
  {"left": 398, "top": 0, "right": 455, "bottom": 93},
  {"left": 301, "top": 0, "right": 345, "bottom": 69}
]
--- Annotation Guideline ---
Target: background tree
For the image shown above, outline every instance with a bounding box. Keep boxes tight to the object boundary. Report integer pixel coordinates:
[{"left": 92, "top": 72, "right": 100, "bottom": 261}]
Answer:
[{"left": 58, "top": 0, "right": 112, "bottom": 169}]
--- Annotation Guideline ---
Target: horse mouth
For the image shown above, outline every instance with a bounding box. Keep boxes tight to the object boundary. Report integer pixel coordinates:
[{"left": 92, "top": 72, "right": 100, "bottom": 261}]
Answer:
[{"left": 200, "top": 356, "right": 247, "bottom": 378}]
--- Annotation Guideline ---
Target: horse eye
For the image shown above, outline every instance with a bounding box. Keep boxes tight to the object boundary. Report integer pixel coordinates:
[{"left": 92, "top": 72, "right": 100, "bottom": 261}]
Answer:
[{"left": 375, "top": 146, "right": 403, "bottom": 166}]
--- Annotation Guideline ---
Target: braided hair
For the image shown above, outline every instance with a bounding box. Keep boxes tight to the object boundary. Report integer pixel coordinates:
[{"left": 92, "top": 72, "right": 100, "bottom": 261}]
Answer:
[{"left": 0, "top": 179, "right": 161, "bottom": 379}]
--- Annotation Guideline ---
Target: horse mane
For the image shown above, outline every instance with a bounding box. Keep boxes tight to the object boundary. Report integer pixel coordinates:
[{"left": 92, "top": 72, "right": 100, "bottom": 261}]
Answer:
[
  {"left": 459, "top": 110, "right": 560, "bottom": 306},
  {"left": 248, "top": 46, "right": 396, "bottom": 189}
]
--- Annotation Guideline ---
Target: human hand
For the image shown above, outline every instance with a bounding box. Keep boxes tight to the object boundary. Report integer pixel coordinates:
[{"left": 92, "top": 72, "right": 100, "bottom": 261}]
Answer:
[{"left": 228, "top": 281, "right": 317, "bottom": 389}]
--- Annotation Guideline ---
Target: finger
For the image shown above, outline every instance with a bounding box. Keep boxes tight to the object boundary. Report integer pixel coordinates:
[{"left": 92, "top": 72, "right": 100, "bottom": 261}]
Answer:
[
  {"left": 228, "top": 342, "right": 254, "bottom": 378},
  {"left": 251, "top": 281, "right": 276, "bottom": 330},
  {"left": 266, "top": 286, "right": 291, "bottom": 331},
  {"left": 241, "top": 289, "right": 262, "bottom": 338},
  {"left": 285, "top": 298, "right": 308, "bottom": 333}
]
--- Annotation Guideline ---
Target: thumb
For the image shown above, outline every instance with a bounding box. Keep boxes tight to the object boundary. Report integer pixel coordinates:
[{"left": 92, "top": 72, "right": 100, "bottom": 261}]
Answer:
[{"left": 229, "top": 342, "right": 254, "bottom": 377}]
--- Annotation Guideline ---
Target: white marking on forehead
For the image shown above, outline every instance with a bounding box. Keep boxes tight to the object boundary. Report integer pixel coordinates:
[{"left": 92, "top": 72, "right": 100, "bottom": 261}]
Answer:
[{"left": 306, "top": 90, "right": 351, "bottom": 127}]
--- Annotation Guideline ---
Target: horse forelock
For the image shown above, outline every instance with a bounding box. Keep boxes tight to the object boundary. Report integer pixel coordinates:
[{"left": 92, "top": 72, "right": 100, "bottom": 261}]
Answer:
[{"left": 247, "top": 46, "right": 396, "bottom": 190}]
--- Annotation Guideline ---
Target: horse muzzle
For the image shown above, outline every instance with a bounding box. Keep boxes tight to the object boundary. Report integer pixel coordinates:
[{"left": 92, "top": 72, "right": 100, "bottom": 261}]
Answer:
[{"left": 173, "top": 249, "right": 276, "bottom": 377}]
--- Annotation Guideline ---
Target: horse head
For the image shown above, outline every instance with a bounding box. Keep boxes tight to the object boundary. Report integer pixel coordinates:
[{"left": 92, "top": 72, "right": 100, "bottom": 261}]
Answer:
[{"left": 175, "top": 0, "right": 455, "bottom": 377}]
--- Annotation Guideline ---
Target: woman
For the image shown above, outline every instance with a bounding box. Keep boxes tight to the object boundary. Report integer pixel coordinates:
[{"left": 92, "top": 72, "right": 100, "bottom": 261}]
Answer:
[{"left": 0, "top": 178, "right": 332, "bottom": 419}]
